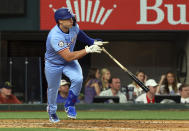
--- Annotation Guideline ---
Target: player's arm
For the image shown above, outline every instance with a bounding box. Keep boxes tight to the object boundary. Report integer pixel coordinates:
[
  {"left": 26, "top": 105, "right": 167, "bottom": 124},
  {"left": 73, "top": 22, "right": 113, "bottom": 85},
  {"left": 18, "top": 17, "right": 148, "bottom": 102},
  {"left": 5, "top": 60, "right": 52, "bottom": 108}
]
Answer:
[
  {"left": 77, "top": 30, "right": 105, "bottom": 46},
  {"left": 58, "top": 45, "right": 102, "bottom": 62},
  {"left": 77, "top": 30, "right": 94, "bottom": 45},
  {"left": 58, "top": 48, "right": 87, "bottom": 62}
]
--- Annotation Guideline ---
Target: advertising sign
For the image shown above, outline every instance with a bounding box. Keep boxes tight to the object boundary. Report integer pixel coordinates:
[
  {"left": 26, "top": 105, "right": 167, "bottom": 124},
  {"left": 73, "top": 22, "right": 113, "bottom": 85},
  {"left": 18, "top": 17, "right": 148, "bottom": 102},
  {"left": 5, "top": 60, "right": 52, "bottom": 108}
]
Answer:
[{"left": 40, "top": 0, "right": 189, "bottom": 30}]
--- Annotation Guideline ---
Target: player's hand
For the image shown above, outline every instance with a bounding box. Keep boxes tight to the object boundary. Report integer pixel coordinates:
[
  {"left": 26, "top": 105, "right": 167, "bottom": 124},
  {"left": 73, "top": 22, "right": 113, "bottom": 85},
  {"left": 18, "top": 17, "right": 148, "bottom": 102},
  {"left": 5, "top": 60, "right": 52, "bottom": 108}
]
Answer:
[
  {"left": 94, "top": 41, "right": 109, "bottom": 46},
  {"left": 85, "top": 45, "right": 102, "bottom": 53}
]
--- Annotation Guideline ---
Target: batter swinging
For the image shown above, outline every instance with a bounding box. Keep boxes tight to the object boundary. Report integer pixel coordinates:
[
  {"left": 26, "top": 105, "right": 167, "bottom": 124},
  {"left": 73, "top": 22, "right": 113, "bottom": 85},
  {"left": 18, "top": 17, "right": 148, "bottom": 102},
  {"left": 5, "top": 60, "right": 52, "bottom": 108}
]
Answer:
[{"left": 45, "top": 8, "right": 104, "bottom": 123}]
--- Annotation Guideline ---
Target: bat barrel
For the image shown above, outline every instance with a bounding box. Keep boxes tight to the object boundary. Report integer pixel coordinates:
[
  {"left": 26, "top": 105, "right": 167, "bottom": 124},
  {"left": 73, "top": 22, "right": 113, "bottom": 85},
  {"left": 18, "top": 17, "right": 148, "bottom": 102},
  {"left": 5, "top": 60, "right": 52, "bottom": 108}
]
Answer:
[{"left": 102, "top": 47, "right": 149, "bottom": 93}]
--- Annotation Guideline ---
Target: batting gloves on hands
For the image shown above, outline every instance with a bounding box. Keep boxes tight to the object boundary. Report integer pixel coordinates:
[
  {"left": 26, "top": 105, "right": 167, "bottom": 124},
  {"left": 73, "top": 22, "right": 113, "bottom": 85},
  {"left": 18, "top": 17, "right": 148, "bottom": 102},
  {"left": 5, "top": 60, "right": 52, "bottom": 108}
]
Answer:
[{"left": 85, "top": 45, "right": 102, "bottom": 53}]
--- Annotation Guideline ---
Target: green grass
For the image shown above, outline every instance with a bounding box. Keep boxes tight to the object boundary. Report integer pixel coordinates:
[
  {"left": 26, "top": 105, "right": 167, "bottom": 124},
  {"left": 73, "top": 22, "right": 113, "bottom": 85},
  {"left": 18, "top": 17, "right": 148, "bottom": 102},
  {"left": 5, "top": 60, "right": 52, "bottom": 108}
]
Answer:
[
  {"left": 0, "top": 110, "right": 189, "bottom": 120},
  {"left": 78, "top": 110, "right": 189, "bottom": 120},
  {"left": 0, "top": 128, "right": 87, "bottom": 131}
]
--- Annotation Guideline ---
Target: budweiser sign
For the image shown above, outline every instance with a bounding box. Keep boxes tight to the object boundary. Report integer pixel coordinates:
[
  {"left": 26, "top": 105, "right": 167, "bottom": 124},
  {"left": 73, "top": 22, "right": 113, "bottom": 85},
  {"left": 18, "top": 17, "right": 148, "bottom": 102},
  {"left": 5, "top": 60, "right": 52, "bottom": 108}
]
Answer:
[{"left": 40, "top": 0, "right": 189, "bottom": 30}]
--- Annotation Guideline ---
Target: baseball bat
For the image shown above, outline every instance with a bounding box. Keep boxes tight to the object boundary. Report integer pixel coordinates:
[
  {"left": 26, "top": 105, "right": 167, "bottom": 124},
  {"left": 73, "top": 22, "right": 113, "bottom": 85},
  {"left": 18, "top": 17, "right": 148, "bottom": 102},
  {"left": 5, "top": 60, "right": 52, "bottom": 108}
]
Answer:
[
  {"left": 102, "top": 47, "right": 149, "bottom": 92},
  {"left": 101, "top": 41, "right": 109, "bottom": 45}
]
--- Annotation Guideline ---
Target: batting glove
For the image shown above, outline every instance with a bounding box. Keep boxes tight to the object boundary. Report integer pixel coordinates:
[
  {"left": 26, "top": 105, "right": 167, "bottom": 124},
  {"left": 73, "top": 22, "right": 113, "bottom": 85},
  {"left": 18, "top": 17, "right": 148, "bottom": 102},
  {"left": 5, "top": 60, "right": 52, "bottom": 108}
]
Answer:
[
  {"left": 85, "top": 45, "right": 102, "bottom": 53},
  {"left": 94, "top": 41, "right": 109, "bottom": 46}
]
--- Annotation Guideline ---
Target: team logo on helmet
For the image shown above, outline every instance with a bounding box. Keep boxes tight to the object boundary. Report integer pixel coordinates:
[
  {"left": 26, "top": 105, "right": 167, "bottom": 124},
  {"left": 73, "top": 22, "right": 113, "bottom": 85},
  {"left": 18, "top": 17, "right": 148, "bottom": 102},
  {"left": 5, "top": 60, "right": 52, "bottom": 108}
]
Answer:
[{"left": 58, "top": 41, "right": 64, "bottom": 47}]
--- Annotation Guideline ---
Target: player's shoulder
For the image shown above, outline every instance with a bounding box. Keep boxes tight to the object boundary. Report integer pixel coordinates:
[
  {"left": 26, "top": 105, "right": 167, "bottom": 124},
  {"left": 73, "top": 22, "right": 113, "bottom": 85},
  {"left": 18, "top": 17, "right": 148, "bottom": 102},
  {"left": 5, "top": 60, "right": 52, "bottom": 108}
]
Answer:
[
  {"left": 49, "top": 26, "right": 66, "bottom": 40},
  {"left": 50, "top": 25, "right": 62, "bottom": 35},
  {"left": 48, "top": 26, "right": 59, "bottom": 37},
  {"left": 73, "top": 23, "right": 79, "bottom": 29},
  {"left": 70, "top": 23, "right": 80, "bottom": 33}
]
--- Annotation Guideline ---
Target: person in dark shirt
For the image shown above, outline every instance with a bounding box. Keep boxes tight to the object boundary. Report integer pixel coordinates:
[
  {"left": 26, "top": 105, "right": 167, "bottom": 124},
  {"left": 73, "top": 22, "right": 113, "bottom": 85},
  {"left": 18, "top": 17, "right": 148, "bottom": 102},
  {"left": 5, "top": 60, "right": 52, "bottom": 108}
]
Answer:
[
  {"left": 0, "top": 81, "right": 21, "bottom": 104},
  {"left": 57, "top": 79, "right": 80, "bottom": 103},
  {"left": 84, "top": 68, "right": 102, "bottom": 103},
  {"left": 56, "top": 79, "right": 70, "bottom": 103}
]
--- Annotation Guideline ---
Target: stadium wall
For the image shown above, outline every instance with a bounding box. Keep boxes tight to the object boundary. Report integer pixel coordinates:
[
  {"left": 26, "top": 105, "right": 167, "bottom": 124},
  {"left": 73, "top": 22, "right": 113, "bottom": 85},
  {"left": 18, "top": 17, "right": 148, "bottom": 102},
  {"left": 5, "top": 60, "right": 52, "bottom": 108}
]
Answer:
[
  {"left": 0, "top": 0, "right": 39, "bottom": 31},
  {"left": 0, "top": 103, "right": 188, "bottom": 111},
  {"left": 0, "top": 0, "right": 189, "bottom": 102}
]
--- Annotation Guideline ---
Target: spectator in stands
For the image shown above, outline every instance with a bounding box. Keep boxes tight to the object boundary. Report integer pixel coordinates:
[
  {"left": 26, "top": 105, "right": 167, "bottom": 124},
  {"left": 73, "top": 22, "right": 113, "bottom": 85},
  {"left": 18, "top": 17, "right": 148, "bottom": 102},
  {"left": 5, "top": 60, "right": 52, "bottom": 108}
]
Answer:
[
  {"left": 57, "top": 79, "right": 80, "bottom": 104},
  {"left": 99, "top": 77, "right": 127, "bottom": 103},
  {"left": 127, "top": 71, "right": 146, "bottom": 99},
  {"left": 179, "top": 84, "right": 189, "bottom": 104},
  {"left": 101, "top": 68, "right": 111, "bottom": 91},
  {"left": 84, "top": 68, "right": 102, "bottom": 104},
  {"left": 0, "top": 81, "right": 21, "bottom": 104},
  {"left": 157, "top": 72, "right": 181, "bottom": 95},
  {"left": 135, "top": 79, "right": 158, "bottom": 104},
  {"left": 56, "top": 79, "right": 70, "bottom": 103}
]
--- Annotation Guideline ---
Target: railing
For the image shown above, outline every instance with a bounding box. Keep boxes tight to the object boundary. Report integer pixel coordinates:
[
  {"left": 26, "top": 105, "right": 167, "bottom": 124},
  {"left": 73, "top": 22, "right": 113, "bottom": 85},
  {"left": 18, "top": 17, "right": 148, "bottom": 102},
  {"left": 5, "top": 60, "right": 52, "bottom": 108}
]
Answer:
[{"left": 0, "top": 57, "right": 43, "bottom": 104}]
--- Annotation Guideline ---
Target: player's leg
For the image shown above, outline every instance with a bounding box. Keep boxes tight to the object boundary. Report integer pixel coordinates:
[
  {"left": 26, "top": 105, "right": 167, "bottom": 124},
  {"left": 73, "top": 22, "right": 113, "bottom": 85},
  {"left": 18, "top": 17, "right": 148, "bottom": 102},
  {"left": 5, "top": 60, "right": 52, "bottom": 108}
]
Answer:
[
  {"left": 62, "top": 60, "right": 83, "bottom": 119},
  {"left": 45, "top": 63, "right": 63, "bottom": 123}
]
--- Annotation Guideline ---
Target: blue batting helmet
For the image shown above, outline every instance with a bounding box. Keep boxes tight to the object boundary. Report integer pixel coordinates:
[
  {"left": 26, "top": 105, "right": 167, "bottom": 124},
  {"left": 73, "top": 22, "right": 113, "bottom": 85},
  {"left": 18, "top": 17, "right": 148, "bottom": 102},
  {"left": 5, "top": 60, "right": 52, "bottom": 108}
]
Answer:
[{"left": 54, "top": 8, "right": 74, "bottom": 23}]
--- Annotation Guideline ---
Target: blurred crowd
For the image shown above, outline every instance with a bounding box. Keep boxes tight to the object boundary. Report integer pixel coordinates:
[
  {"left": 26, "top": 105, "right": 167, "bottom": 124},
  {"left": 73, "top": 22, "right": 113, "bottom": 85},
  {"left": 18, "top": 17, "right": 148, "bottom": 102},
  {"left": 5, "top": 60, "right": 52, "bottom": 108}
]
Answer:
[
  {"left": 0, "top": 68, "right": 189, "bottom": 104},
  {"left": 81, "top": 69, "right": 189, "bottom": 104},
  {"left": 66, "top": 68, "right": 189, "bottom": 104}
]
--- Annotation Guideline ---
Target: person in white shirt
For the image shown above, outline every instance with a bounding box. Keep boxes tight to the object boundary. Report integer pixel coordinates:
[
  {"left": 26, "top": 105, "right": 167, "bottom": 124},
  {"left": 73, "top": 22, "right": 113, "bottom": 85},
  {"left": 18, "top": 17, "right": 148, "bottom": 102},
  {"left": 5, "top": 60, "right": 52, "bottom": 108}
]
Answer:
[
  {"left": 100, "top": 68, "right": 111, "bottom": 91},
  {"left": 157, "top": 72, "right": 181, "bottom": 95},
  {"left": 179, "top": 84, "right": 189, "bottom": 104},
  {"left": 135, "top": 79, "right": 158, "bottom": 104},
  {"left": 99, "top": 77, "right": 127, "bottom": 103},
  {"left": 127, "top": 71, "right": 146, "bottom": 99}
]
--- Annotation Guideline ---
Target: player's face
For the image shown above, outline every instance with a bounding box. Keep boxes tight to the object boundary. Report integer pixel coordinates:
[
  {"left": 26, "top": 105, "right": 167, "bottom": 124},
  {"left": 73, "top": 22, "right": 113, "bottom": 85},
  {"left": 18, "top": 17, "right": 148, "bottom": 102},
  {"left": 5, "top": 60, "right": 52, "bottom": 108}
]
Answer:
[{"left": 59, "top": 18, "right": 73, "bottom": 29}]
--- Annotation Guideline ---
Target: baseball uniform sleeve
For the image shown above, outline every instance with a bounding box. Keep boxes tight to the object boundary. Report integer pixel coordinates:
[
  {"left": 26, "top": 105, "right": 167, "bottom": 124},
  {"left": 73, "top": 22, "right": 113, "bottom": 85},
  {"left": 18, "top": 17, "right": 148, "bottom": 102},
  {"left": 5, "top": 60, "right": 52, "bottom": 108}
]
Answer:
[{"left": 50, "top": 37, "right": 69, "bottom": 52}]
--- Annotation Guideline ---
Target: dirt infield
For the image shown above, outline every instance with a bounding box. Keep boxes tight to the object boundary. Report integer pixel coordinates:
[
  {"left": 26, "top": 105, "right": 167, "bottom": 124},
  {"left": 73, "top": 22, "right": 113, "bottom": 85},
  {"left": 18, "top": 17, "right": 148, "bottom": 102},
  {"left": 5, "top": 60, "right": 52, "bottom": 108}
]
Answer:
[{"left": 0, "top": 119, "right": 189, "bottom": 131}]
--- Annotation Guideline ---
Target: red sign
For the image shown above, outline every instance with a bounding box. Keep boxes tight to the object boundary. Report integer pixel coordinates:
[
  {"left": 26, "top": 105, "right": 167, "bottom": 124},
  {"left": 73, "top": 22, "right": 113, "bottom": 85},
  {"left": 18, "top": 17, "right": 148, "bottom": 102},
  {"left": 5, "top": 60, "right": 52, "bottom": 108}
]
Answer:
[{"left": 40, "top": 0, "right": 189, "bottom": 30}]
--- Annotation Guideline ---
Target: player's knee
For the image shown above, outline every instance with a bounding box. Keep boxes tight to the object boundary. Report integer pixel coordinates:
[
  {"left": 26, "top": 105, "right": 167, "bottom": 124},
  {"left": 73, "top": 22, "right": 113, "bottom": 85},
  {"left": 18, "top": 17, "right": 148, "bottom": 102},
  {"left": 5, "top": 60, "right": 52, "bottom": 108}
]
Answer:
[
  {"left": 76, "top": 75, "right": 83, "bottom": 84},
  {"left": 72, "top": 75, "right": 83, "bottom": 85}
]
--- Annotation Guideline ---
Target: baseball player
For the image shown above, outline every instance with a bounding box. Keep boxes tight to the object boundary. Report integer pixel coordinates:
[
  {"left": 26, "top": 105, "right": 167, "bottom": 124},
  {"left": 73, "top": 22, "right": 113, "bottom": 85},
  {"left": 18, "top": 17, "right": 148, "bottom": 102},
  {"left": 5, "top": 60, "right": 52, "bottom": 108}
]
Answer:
[{"left": 45, "top": 8, "right": 104, "bottom": 123}]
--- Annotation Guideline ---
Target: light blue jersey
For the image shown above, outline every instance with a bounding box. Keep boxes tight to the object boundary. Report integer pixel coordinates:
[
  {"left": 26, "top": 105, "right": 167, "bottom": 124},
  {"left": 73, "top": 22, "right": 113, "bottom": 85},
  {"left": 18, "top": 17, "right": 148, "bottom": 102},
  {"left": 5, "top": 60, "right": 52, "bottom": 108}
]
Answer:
[
  {"left": 45, "top": 24, "right": 82, "bottom": 115},
  {"left": 45, "top": 24, "right": 79, "bottom": 65},
  {"left": 45, "top": 21, "right": 96, "bottom": 116},
  {"left": 46, "top": 7, "right": 98, "bottom": 120}
]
